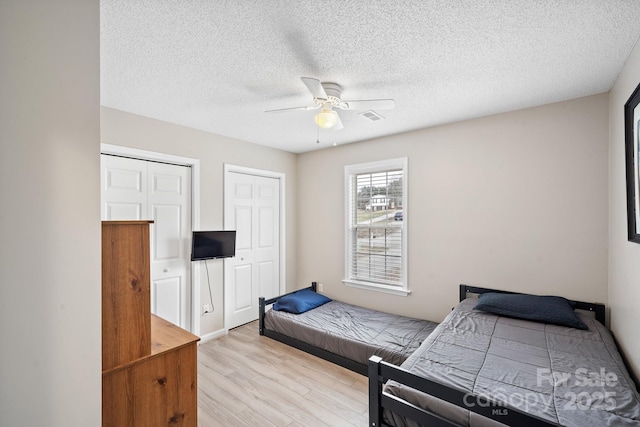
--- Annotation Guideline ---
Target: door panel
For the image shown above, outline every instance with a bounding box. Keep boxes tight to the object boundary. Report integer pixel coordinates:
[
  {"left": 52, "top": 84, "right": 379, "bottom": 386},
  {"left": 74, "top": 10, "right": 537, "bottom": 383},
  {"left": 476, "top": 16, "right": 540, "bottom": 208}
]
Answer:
[
  {"left": 234, "top": 206, "right": 253, "bottom": 251},
  {"left": 152, "top": 204, "right": 182, "bottom": 260},
  {"left": 234, "top": 182, "right": 253, "bottom": 198},
  {"left": 258, "top": 182, "right": 274, "bottom": 199},
  {"left": 107, "top": 168, "right": 143, "bottom": 191},
  {"left": 255, "top": 175, "right": 279, "bottom": 303},
  {"left": 233, "top": 264, "right": 253, "bottom": 311},
  {"left": 147, "top": 161, "right": 191, "bottom": 330},
  {"left": 152, "top": 276, "right": 182, "bottom": 326},
  {"left": 106, "top": 203, "right": 143, "bottom": 220},
  {"left": 225, "top": 171, "right": 280, "bottom": 329},
  {"left": 258, "top": 207, "right": 274, "bottom": 247},
  {"left": 153, "top": 172, "right": 182, "bottom": 194},
  {"left": 227, "top": 184, "right": 255, "bottom": 326},
  {"left": 102, "top": 156, "right": 146, "bottom": 220}
]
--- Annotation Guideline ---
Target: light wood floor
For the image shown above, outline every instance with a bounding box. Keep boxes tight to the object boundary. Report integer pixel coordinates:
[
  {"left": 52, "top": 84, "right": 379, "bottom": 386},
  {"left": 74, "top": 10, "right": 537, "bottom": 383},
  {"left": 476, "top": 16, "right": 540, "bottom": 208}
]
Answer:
[{"left": 197, "top": 321, "right": 369, "bottom": 427}]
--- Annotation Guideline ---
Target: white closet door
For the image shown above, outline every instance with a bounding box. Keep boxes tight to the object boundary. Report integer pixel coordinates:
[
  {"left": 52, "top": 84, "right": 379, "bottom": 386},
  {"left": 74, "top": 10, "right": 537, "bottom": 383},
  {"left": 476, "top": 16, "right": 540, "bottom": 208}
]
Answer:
[
  {"left": 101, "top": 155, "right": 192, "bottom": 330},
  {"left": 224, "top": 171, "right": 280, "bottom": 329}
]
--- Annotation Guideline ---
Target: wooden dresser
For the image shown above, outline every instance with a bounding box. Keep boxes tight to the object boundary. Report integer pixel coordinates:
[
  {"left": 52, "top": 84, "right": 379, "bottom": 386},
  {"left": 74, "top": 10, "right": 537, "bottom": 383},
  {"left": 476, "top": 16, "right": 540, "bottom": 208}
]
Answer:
[{"left": 102, "top": 221, "right": 199, "bottom": 427}]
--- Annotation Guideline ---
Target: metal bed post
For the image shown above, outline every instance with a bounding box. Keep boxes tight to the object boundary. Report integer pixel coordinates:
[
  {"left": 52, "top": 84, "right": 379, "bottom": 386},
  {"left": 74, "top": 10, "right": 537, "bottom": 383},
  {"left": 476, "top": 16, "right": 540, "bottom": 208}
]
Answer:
[
  {"left": 368, "top": 356, "right": 383, "bottom": 427},
  {"left": 258, "top": 296, "right": 265, "bottom": 335}
]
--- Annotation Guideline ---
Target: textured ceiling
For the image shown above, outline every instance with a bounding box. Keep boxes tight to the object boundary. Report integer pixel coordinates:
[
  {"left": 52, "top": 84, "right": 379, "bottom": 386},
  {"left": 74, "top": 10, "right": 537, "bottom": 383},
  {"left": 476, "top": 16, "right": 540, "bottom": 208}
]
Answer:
[{"left": 100, "top": 0, "right": 640, "bottom": 154}]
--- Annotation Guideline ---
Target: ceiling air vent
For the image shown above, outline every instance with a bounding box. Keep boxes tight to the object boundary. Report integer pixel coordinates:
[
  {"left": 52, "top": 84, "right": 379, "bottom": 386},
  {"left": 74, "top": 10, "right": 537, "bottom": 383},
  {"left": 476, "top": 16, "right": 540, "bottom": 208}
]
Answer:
[{"left": 359, "top": 110, "right": 384, "bottom": 122}]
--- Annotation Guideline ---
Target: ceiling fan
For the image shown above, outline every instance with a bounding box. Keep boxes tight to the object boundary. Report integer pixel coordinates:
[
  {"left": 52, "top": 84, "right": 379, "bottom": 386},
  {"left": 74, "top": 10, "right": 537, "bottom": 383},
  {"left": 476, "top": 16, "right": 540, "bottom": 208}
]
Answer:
[{"left": 265, "top": 77, "right": 395, "bottom": 130}]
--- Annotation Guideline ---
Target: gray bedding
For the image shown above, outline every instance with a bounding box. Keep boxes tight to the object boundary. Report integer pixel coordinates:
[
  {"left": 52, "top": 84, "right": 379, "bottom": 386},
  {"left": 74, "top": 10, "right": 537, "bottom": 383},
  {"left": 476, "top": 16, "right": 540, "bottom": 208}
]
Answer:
[
  {"left": 264, "top": 300, "right": 439, "bottom": 366},
  {"left": 384, "top": 298, "right": 640, "bottom": 427}
]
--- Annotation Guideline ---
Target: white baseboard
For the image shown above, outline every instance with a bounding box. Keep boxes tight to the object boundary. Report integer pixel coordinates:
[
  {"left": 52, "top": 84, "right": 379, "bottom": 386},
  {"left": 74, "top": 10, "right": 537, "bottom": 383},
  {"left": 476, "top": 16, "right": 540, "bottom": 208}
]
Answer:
[{"left": 198, "top": 328, "right": 227, "bottom": 344}]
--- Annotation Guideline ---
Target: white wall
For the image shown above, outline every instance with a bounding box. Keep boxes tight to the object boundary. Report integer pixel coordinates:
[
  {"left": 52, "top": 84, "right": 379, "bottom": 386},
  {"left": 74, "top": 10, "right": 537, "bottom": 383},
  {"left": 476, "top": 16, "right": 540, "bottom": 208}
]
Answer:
[
  {"left": 608, "top": 39, "right": 640, "bottom": 380},
  {"left": 297, "top": 94, "right": 609, "bottom": 323},
  {"left": 100, "top": 107, "right": 298, "bottom": 336},
  {"left": 0, "top": 1, "right": 101, "bottom": 425}
]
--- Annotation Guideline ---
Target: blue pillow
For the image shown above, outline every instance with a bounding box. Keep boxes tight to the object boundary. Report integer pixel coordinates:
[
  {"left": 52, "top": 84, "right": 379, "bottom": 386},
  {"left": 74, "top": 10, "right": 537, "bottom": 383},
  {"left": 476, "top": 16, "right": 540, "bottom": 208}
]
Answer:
[
  {"left": 474, "top": 292, "right": 588, "bottom": 330},
  {"left": 273, "top": 289, "right": 332, "bottom": 314}
]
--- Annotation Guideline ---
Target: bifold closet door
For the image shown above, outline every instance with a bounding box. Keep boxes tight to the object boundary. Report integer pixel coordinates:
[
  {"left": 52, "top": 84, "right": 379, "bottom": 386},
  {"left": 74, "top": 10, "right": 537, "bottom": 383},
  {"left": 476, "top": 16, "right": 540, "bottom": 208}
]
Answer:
[
  {"left": 224, "top": 171, "right": 280, "bottom": 329},
  {"left": 101, "top": 154, "right": 192, "bottom": 330}
]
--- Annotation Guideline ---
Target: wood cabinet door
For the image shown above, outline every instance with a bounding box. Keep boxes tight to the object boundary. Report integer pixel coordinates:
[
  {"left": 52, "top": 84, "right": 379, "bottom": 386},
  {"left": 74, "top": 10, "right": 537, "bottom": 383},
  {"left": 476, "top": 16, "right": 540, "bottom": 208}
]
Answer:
[
  {"left": 103, "top": 344, "right": 197, "bottom": 427},
  {"left": 102, "top": 222, "right": 152, "bottom": 371}
]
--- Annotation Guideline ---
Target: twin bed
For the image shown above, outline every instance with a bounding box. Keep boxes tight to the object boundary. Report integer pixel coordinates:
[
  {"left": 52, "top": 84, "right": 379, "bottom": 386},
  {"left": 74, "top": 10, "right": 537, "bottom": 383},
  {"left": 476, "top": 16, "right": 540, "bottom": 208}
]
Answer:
[
  {"left": 258, "top": 283, "right": 640, "bottom": 427},
  {"left": 259, "top": 282, "right": 439, "bottom": 375}
]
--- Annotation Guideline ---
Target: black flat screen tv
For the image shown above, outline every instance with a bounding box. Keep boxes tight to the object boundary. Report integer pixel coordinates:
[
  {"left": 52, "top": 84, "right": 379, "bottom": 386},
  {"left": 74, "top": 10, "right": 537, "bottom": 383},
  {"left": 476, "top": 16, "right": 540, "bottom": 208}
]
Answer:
[{"left": 191, "top": 230, "right": 236, "bottom": 261}]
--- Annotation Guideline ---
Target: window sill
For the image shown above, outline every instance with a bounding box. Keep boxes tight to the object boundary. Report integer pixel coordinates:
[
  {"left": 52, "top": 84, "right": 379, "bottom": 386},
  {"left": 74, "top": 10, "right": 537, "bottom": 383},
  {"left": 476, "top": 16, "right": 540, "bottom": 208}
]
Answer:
[{"left": 342, "top": 279, "right": 411, "bottom": 296}]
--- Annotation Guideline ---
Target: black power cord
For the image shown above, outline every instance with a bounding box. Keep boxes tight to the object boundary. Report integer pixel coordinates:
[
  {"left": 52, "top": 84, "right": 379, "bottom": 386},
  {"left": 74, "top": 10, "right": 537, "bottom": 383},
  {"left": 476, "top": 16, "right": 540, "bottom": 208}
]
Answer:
[{"left": 203, "top": 259, "right": 214, "bottom": 313}]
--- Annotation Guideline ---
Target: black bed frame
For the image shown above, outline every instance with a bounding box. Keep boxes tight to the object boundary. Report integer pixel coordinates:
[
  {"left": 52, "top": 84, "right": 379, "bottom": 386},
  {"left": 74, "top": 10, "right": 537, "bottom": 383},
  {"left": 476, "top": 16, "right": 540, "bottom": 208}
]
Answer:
[
  {"left": 368, "top": 284, "right": 607, "bottom": 427},
  {"left": 258, "top": 281, "right": 369, "bottom": 375},
  {"left": 259, "top": 283, "right": 634, "bottom": 427}
]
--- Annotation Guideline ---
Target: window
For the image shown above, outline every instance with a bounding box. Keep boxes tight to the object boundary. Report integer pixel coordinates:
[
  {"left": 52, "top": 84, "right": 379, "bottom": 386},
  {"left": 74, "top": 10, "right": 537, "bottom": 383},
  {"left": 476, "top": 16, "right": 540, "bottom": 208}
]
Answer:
[{"left": 344, "top": 158, "right": 409, "bottom": 295}]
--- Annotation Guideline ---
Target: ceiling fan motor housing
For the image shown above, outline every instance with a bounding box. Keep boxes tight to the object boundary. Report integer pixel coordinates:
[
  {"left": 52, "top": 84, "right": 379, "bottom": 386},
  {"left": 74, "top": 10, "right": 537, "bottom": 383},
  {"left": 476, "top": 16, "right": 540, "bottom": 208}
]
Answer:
[{"left": 313, "top": 82, "right": 346, "bottom": 109}]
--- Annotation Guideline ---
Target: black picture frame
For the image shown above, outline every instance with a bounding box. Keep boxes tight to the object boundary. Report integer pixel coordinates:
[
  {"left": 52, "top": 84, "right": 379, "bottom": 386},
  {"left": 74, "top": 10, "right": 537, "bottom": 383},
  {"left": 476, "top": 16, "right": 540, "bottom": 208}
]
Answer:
[{"left": 624, "top": 82, "right": 640, "bottom": 244}]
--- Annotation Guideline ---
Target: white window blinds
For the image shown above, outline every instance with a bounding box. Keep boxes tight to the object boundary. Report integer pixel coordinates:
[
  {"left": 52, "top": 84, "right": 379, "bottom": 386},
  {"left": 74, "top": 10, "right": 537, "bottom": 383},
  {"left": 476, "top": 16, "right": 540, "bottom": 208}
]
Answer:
[{"left": 345, "top": 158, "right": 407, "bottom": 293}]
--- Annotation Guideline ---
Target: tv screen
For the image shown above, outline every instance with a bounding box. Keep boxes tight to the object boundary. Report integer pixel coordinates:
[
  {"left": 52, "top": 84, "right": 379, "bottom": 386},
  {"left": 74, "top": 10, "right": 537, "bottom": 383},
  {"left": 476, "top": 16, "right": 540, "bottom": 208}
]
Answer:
[{"left": 191, "top": 230, "right": 236, "bottom": 261}]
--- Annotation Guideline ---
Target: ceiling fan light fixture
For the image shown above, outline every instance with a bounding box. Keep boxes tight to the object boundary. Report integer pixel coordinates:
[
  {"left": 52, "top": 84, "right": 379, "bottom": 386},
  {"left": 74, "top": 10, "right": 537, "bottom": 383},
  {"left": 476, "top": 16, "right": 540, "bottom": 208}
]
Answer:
[{"left": 314, "top": 108, "right": 338, "bottom": 128}]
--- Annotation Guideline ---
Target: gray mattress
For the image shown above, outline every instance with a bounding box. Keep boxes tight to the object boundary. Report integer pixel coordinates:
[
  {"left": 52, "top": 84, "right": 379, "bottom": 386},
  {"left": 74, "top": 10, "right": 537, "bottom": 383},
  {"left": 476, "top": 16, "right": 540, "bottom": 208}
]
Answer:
[
  {"left": 263, "top": 300, "right": 439, "bottom": 366},
  {"left": 384, "top": 298, "right": 640, "bottom": 427}
]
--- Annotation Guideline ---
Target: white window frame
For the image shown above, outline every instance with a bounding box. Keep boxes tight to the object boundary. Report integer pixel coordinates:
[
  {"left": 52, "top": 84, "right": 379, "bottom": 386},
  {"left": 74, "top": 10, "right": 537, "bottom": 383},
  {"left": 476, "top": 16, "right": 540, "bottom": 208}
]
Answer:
[{"left": 343, "top": 158, "right": 409, "bottom": 296}]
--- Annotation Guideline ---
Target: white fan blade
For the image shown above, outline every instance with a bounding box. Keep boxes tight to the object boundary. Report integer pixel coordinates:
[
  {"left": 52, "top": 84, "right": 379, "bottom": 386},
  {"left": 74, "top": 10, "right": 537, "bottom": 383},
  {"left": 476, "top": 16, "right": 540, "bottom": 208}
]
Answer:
[
  {"left": 301, "top": 77, "right": 328, "bottom": 100},
  {"left": 264, "top": 105, "right": 317, "bottom": 113},
  {"left": 343, "top": 99, "right": 395, "bottom": 110}
]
